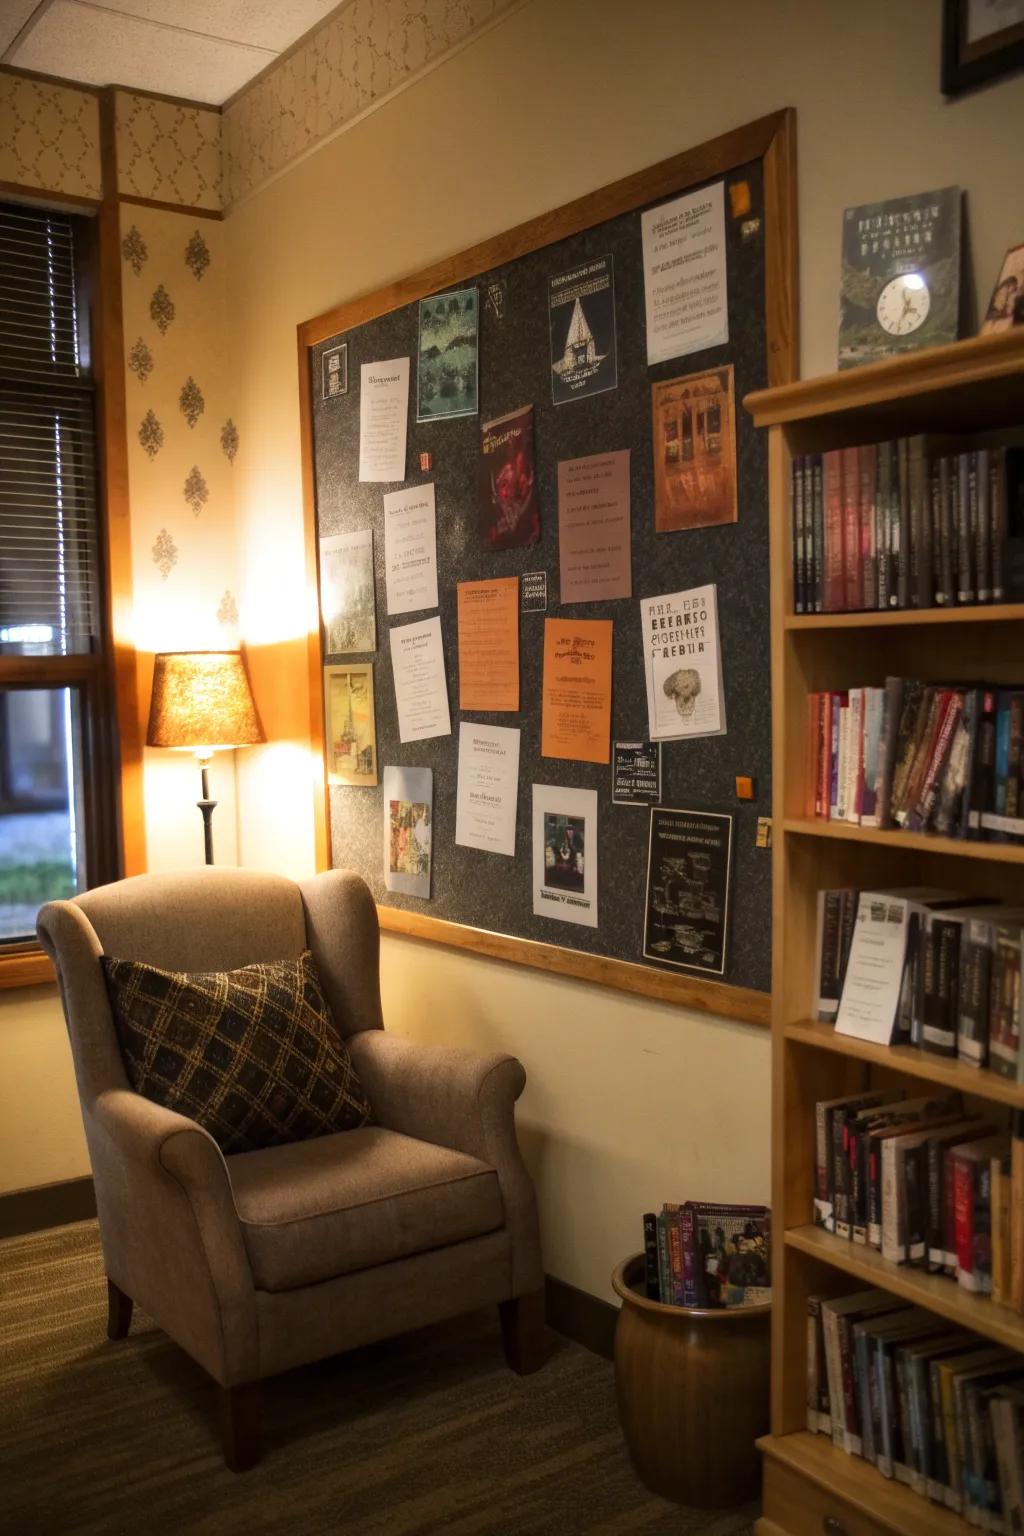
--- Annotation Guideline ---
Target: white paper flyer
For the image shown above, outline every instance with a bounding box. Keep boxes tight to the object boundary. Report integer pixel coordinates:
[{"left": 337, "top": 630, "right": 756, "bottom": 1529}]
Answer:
[
  {"left": 531, "top": 784, "right": 598, "bottom": 928},
  {"left": 641, "top": 584, "right": 726, "bottom": 741},
  {"left": 641, "top": 182, "right": 728, "bottom": 365},
  {"left": 358, "top": 357, "right": 409, "bottom": 482},
  {"left": 389, "top": 615, "right": 451, "bottom": 743},
  {"left": 383, "top": 482, "right": 438, "bottom": 616},
  {"left": 455, "top": 722, "right": 520, "bottom": 857}
]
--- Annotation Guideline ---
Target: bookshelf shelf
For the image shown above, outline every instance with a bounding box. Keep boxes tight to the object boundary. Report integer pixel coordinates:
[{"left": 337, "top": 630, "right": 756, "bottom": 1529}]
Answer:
[
  {"left": 757, "top": 1430, "right": 973, "bottom": 1536},
  {"left": 784, "top": 1019, "right": 1024, "bottom": 1110},
  {"left": 744, "top": 334, "right": 1024, "bottom": 1536},
  {"left": 785, "top": 602, "right": 1024, "bottom": 631},
  {"left": 785, "top": 1225, "right": 1024, "bottom": 1353},
  {"left": 782, "top": 817, "right": 1024, "bottom": 864}
]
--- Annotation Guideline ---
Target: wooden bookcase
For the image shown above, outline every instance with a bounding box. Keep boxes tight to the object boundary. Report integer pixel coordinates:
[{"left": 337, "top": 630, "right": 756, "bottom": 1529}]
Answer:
[{"left": 745, "top": 327, "right": 1024, "bottom": 1536}]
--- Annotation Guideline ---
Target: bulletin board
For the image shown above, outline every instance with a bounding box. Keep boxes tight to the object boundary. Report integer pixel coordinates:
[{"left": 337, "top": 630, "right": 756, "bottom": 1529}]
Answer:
[{"left": 297, "top": 112, "right": 797, "bottom": 1027}]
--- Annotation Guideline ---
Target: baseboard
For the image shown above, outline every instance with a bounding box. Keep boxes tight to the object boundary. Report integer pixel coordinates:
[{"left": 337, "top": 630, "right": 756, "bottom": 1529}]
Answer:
[
  {"left": 544, "top": 1273, "right": 617, "bottom": 1361},
  {"left": 0, "top": 1175, "right": 96, "bottom": 1239}
]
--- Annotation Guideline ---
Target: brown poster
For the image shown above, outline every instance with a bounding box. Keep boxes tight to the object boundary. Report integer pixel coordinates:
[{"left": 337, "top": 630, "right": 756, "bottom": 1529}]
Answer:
[
  {"left": 558, "top": 448, "right": 631, "bottom": 604},
  {"left": 457, "top": 576, "right": 519, "bottom": 712},
  {"left": 652, "top": 364, "right": 737, "bottom": 533}
]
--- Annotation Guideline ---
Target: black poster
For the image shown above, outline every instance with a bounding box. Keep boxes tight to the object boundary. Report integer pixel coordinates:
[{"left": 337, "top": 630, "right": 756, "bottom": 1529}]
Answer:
[
  {"left": 548, "top": 254, "right": 617, "bottom": 405},
  {"left": 612, "top": 741, "right": 661, "bottom": 806},
  {"left": 643, "top": 808, "right": 733, "bottom": 975},
  {"left": 521, "top": 570, "right": 548, "bottom": 611}
]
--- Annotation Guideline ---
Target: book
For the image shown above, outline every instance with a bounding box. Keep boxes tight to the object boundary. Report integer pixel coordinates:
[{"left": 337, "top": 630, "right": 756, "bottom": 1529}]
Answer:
[
  {"left": 989, "top": 923, "right": 1024, "bottom": 1082},
  {"left": 952, "top": 1136, "right": 1009, "bottom": 1293},
  {"left": 642, "top": 1211, "right": 660, "bottom": 1300},
  {"left": 815, "top": 1088, "right": 893, "bottom": 1232},
  {"left": 684, "top": 1202, "right": 771, "bottom": 1308}
]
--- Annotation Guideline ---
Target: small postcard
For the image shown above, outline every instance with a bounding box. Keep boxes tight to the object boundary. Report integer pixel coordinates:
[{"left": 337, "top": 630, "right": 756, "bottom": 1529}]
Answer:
[
  {"left": 521, "top": 572, "right": 548, "bottom": 612},
  {"left": 479, "top": 405, "right": 540, "bottom": 550},
  {"left": 532, "top": 784, "right": 598, "bottom": 928},
  {"left": 320, "top": 529, "right": 376, "bottom": 656},
  {"left": 612, "top": 742, "right": 662, "bottom": 806},
  {"left": 324, "top": 663, "right": 377, "bottom": 787},
  {"left": 548, "top": 254, "right": 617, "bottom": 405},
  {"left": 417, "top": 287, "right": 479, "bottom": 422},
  {"left": 652, "top": 365, "right": 737, "bottom": 533},
  {"left": 322, "top": 342, "right": 348, "bottom": 400},
  {"left": 383, "top": 765, "right": 432, "bottom": 899}
]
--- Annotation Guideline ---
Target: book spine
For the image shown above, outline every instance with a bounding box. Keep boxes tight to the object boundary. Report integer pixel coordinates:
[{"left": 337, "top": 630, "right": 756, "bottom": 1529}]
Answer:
[
  {"left": 989, "top": 931, "right": 1022, "bottom": 1081},
  {"left": 877, "top": 1340, "right": 897, "bottom": 1478},
  {"left": 680, "top": 1202, "right": 698, "bottom": 1307},
  {"left": 829, "top": 692, "right": 843, "bottom": 817},
  {"left": 823, "top": 449, "right": 844, "bottom": 612},
  {"left": 968, "top": 688, "right": 999, "bottom": 838},
  {"left": 817, "top": 691, "right": 833, "bottom": 818},
  {"left": 922, "top": 917, "right": 959, "bottom": 1057},
  {"left": 910, "top": 691, "right": 962, "bottom": 832},
  {"left": 943, "top": 1143, "right": 959, "bottom": 1274},
  {"left": 877, "top": 442, "right": 892, "bottom": 610},
  {"left": 937, "top": 455, "right": 954, "bottom": 605},
  {"left": 927, "top": 1359, "right": 950, "bottom": 1502},
  {"left": 842, "top": 444, "right": 862, "bottom": 610},
  {"left": 834, "top": 1110, "right": 852, "bottom": 1240},
  {"left": 822, "top": 1304, "right": 846, "bottom": 1451},
  {"left": 976, "top": 446, "right": 991, "bottom": 603},
  {"left": 957, "top": 922, "right": 992, "bottom": 1067},
  {"left": 642, "top": 1212, "right": 660, "bottom": 1299},
  {"left": 868, "top": 1137, "right": 885, "bottom": 1249},
  {"left": 904, "top": 1143, "right": 928, "bottom": 1265},
  {"left": 881, "top": 1139, "right": 903, "bottom": 1263},
  {"left": 845, "top": 687, "right": 864, "bottom": 824},
  {"left": 1011, "top": 1111, "right": 1024, "bottom": 1312},
  {"left": 897, "top": 437, "right": 910, "bottom": 609},
  {"left": 855, "top": 1324, "right": 875, "bottom": 1461},
  {"left": 811, "top": 454, "right": 824, "bottom": 612},
  {"left": 666, "top": 1208, "right": 684, "bottom": 1305},
  {"left": 815, "top": 890, "right": 842, "bottom": 1025},
  {"left": 991, "top": 1152, "right": 1008, "bottom": 1305},
  {"left": 990, "top": 448, "right": 1007, "bottom": 604},
  {"left": 860, "top": 442, "right": 878, "bottom": 612},
  {"left": 953, "top": 1154, "right": 979, "bottom": 1289},
  {"left": 835, "top": 697, "right": 850, "bottom": 822},
  {"left": 792, "top": 455, "right": 805, "bottom": 614},
  {"left": 957, "top": 451, "right": 975, "bottom": 604},
  {"left": 838, "top": 1315, "right": 862, "bottom": 1455},
  {"left": 806, "top": 1297, "right": 821, "bottom": 1433},
  {"left": 927, "top": 1135, "right": 946, "bottom": 1271},
  {"left": 910, "top": 435, "right": 933, "bottom": 608},
  {"left": 656, "top": 1213, "right": 671, "bottom": 1305},
  {"left": 850, "top": 1121, "right": 868, "bottom": 1245}
]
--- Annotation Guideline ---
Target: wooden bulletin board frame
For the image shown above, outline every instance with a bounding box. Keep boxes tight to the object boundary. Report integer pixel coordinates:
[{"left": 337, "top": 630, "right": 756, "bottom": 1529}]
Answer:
[{"left": 297, "top": 109, "right": 797, "bottom": 1029}]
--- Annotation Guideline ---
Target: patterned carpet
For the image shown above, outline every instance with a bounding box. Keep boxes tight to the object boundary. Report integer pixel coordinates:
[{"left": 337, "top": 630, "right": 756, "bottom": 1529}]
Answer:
[{"left": 0, "top": 1221, "right": 758, "bottom": 1536}]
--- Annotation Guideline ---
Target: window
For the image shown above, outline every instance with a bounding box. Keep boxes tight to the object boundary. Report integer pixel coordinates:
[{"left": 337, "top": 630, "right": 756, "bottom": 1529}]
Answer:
[{"left": 0, "top": 200, "right": 119, "bottom": 947}]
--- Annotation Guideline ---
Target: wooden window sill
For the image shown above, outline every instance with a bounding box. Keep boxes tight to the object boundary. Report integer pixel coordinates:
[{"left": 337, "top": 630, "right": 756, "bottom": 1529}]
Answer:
[{"left": 0, "top": 946, "right": 56, "bottom": 989}]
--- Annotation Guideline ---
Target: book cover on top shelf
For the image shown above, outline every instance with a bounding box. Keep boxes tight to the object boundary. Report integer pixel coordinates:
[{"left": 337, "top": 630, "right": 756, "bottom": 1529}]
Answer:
[{"left": 838, "top": 187, "right": 962, "bottom": 371}]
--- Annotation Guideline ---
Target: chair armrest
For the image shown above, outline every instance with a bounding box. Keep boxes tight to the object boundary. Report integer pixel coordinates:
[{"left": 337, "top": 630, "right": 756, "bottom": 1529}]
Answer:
[
  {"left": 346, "top": 1031, "right": 542, "bottom": 1296},
  {"left": 87, "top": 1089, "right": 258, "bottom": 1385},
  {"left": 345, "top": 1030, "right": 524, "bottom": 1162}
]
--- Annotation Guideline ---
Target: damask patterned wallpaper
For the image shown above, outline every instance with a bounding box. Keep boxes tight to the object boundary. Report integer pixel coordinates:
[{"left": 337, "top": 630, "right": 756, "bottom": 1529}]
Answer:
[
  {"left": 222, "top": 0, "right": 523, "bottom": 204},
  {"left": 0, "top": 73, "right": 102, "bottom": 200},
  {"left": 119, "top": 206, "right": 239, "bottom": 654},
  {"left": 114, "top": 92, "right": 221, "bottom": 211}
]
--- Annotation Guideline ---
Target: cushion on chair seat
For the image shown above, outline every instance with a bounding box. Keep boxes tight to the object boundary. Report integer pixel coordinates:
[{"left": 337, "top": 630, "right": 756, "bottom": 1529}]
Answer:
[{"left": 227, "top": 1126, "right": 505, "bottom": 1292}]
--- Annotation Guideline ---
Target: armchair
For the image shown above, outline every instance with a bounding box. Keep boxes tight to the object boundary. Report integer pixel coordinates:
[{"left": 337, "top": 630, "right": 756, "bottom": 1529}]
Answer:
[{"left": 37, "top": 867, "right": 544, "bottom": 1470}]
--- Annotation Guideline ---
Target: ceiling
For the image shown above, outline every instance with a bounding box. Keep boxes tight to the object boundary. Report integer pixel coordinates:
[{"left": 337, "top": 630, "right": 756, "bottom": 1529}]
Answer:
[{"left": 0, "top": 0, "right": 340, "bottom": 105}]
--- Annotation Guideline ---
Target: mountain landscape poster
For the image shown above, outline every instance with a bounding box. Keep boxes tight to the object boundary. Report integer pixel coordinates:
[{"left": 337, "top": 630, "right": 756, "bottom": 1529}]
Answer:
[{"left": 416, "top": 287, "right": 479, "bottom": 422}]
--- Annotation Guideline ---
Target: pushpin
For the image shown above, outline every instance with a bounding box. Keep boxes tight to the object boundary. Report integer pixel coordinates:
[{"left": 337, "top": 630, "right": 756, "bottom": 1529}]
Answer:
[
  {"left": 419, "top": 451, "right": 432, "bottom": 472},
  {"left": 735, "top": 775, "right": 755, "bottom": 801}
]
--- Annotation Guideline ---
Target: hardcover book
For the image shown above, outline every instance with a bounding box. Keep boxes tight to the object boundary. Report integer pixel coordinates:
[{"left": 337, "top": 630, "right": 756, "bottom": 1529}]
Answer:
[{"left": 838, "top": 187, "right": 961, "bottom": 370}]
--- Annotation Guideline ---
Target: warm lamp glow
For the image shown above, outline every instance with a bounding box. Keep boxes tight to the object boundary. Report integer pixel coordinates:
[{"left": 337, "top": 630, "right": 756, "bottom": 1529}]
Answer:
[{"left": 147, "top": 651, "right": 265, "bottom": 754}]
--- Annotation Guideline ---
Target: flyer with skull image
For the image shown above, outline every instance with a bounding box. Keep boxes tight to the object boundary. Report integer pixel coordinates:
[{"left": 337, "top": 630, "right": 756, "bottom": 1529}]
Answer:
[{"left": 641, "top": 583, "right": 726, "bottom": 741}]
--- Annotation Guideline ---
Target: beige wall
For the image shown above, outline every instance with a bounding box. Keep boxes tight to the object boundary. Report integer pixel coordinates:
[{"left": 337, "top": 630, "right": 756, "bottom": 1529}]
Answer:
[{"left": 223, "top": 0, "right": 1024, "bottom": 1300}]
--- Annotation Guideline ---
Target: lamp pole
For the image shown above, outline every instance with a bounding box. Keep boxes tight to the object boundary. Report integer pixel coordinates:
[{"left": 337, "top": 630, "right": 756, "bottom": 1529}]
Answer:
[{"left": 197, "top": 754, "right": 217, "bottom": 865}]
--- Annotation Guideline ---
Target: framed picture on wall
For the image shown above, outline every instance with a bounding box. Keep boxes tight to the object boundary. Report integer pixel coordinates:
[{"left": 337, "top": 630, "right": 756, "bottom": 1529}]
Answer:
[
  {"left": 942, "top": 0, "right": 1024, "bottom": 95},
  {"left": 324, "top": 663, "right": 377, "bottom": 786}
]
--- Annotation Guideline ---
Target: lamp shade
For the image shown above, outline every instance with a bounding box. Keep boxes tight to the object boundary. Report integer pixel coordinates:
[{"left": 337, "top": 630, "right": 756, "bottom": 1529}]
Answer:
[{"left": 146, "top": 651, "right": 265, "bottom": 751}]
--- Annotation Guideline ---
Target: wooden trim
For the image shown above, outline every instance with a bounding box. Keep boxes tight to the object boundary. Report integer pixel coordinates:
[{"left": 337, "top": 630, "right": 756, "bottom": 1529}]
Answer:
[
  {"left": 296, "top": 336, "right": 331, "bottom": 873},
  {"left": 300, "top": 113, "right": 796, "bottom": 1019},
  {"left": 0, "top": 946, "right": 55, "bottom": 990},
  {"left": 379, "top": 906, "right": 771, "bottom": 1025},
  {"left": 544, "top": 1273, "right": 617, "bottom": 1362},
  {"left": 116, "top": 193, "right": 221, "bottom": 221},
  {"left": 745, "top": 325, "right": 1024, "bottom": 427},
  {"left": 299, "top": 109, "right": 791, "bottom": 349},
  {"left": 0, "top": 61, "right": 102, "bottom": 96},
  {"left": 783, "top": 815, "right": 1024, "bottom": 865},
  {"left": 0, "top": 178, "right": 101, "bottom": 211},
  {"left": 96, "top": 89, "right": 145, "bottom": 877},
  {"left": 109, "top": 83, "right": 222, "bottom": 114},
  {"left": 0, "top": 1176, "right": 95, "bottom": 1238},
  {"left": 786, "top": 601, "right": 1024, "bottom": 631},
  {"left": 0, "top": 655, "right": 100, "bottom": 686}
]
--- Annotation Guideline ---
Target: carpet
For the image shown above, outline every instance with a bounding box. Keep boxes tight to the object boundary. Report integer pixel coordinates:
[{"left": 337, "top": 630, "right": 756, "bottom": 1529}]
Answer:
[{"left": 0, "top": 1221, "right": 758, "bottom": 1536}]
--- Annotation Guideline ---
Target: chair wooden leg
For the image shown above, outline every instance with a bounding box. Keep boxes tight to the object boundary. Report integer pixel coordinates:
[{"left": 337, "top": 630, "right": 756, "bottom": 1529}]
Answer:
[
  {"left": 106, "top": 1278, "right": 133, "bottom": 1340},
  {"left": 499, "top": 1289, "right": 547, "bottom": 1375},
  {"left": 220, "top": 1381, "right": 261, "bottom": 1472}
]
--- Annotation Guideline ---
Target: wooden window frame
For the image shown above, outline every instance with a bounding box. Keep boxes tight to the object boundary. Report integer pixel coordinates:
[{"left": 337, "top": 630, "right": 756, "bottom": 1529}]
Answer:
[{"left": 0, "top": 154, "right": 144, "bottom": 989}]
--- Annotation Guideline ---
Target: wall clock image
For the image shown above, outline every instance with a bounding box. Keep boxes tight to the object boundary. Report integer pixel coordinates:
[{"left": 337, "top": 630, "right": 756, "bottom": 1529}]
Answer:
[{"left": 875, "top": 273, "right": 931, "bottom": 337}]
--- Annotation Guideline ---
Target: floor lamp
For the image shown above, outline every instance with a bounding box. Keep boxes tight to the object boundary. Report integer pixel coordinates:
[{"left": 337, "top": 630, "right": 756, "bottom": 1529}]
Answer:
[{"left": 146, "top": 651, "right": 265, "bottom": 865}]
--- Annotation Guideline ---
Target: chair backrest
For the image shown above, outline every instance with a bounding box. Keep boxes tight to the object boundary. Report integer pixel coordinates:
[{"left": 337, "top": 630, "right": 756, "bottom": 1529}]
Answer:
[{"left": 37, "top": 866, "right": 383, "bottom": 1110}]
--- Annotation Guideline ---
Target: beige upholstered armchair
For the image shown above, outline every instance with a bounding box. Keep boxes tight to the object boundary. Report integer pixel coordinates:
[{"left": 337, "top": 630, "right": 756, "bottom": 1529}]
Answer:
[{"left": 37, "top": 867, "right": 544, "bottom": 1470}]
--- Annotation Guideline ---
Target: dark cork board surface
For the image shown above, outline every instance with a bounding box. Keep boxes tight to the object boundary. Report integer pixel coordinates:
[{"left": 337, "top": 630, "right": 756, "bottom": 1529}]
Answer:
[{"left": 310, "top": 159, "right": 771, "bottom": 994}]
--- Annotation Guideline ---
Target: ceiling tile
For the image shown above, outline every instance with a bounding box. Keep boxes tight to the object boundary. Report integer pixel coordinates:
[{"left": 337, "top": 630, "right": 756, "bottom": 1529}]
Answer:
[
  {"left": 84, "top": 0, "right": 336, "bottom": 54},
  {"left": 0, "top": 0, "right": 45, "bottom": 55},
  {"left": 10, "top": 1, "right": 274, "bottom": 103}
]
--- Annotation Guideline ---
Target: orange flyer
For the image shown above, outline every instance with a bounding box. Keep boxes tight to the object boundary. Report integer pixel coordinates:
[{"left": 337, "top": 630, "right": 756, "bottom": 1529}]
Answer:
[
  {"left": 457, "top": 576, "right": 519, "bottom": 712},
  {"left": 541, "top": 617, "right": 613, "bottom": 764}
]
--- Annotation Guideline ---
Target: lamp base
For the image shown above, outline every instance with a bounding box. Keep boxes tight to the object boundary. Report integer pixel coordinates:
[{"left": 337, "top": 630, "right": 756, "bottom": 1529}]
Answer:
[{"left": 198, "top": 759, "right": 217, "bottom": 866}]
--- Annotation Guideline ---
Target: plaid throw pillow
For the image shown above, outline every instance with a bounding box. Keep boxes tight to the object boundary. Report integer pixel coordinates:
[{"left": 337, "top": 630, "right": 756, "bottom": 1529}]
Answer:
[{"left": 101, "top": 950, "right": 372, "bottom": 1154}]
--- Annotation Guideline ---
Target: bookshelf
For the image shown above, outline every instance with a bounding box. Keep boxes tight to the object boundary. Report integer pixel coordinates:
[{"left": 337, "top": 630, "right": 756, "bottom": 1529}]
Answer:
[{"left": 745, "top": 327, "right": 1024, "bottom": 1536}]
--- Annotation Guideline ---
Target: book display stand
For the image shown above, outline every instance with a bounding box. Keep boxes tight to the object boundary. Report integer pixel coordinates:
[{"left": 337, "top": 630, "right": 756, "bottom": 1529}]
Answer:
[{"left": 745, "top": 327, "right": 1024, "bottom": 1536}]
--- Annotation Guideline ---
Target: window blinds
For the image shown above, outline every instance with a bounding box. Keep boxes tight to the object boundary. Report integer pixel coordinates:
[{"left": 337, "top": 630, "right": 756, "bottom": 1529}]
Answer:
[{"left": 0, "top": 202, "right": 98, "bottom": 656}]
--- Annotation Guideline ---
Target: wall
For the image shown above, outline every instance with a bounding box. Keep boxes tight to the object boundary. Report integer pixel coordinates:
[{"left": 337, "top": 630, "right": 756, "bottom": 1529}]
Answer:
[{"left": 224, "top": 0, "right": 1024, "bottom": 1301}]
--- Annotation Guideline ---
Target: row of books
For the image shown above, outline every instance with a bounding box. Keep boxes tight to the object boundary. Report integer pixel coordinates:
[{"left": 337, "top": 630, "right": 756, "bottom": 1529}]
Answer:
[
  {"left": 814, "top": 1087, "right": 1024, "bottom": 1307},
  {"left": 816, "top": 887, "right": 1024, "bottom": 1076},
  {"left": 806, "top": 678, "right": 1024, "bottom": 842},
  {"left": 806, "top": 1290, "right": 1024, "bottom": 1527},
  {"left": 641, "top": 1201, "right": 771, "bottom": 1309},
  {"left": 790, "top": 440, "right": 1023, "bottom": 614}
]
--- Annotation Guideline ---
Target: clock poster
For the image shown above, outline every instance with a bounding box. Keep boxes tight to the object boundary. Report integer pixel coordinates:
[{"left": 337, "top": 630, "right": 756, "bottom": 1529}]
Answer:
[{"left": 837, "top": 186, "right": 962, "bottom": 371}]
